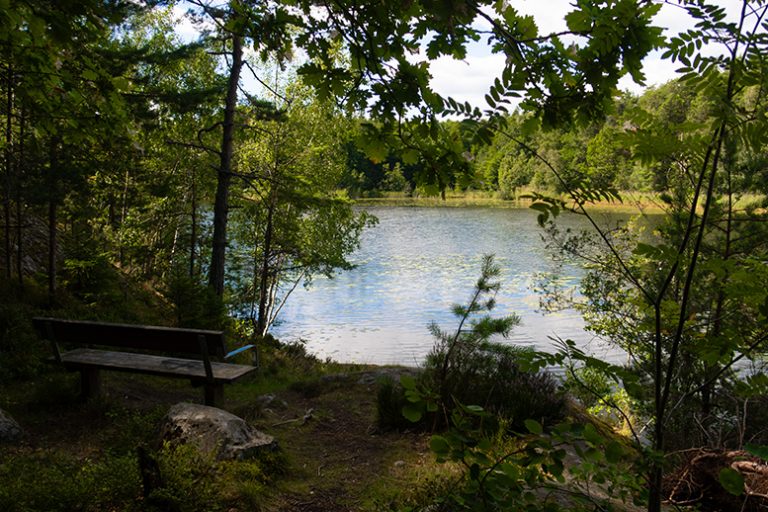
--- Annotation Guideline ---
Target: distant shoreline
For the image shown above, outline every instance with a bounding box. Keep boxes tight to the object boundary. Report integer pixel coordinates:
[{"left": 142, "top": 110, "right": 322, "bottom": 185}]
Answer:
[{"left": 353, "top": 192, "right": 667, "bottom": 214}]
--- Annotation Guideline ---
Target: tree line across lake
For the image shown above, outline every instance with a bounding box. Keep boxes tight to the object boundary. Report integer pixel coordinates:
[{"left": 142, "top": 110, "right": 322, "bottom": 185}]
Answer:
[{"left": 356, "top": 78, "right": 768, "bottom": 200}]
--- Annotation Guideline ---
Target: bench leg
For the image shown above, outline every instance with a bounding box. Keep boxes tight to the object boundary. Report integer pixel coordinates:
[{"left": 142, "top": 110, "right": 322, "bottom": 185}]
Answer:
[
  {"left": 80, "top": 368, "right": 101, "bottom": 402},
  {"left": 204, "top": 383, "right": 223, "bottom": 407}
]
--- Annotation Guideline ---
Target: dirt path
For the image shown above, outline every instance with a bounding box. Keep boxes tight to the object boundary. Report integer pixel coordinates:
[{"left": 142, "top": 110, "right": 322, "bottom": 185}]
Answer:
[{"left": 241, "top": 370, "right": 433, "bottom": 511}]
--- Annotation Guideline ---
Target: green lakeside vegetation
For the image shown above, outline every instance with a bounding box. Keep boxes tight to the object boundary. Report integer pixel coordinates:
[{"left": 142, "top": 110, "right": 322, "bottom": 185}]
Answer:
[
  {"left": 2, "top": 1, "right": 768, "bottom": 511},
  {"left": 354, "top": 190, "right": 669, "bottom": 213}
]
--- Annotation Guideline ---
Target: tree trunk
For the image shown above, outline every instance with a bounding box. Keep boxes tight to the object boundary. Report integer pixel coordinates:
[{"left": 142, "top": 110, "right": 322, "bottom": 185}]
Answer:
[
  {"left": 257, "top": 197, "right": 275, "bottom": 336},
  {"left": 16, "top": 106, "right": 24, "bottom": 288},
  {"left": 190, "top": 168, "right": 197, "bottom": 278},
  {"left": 4, "top": 62, "right": 12, "bottom": 280},
  {"left": 47, "top": 140, "right": 58, "bottom": 306},
  {"left": 119, "top": 168, "right": 130, "bottom": 267},
  {"left": 208, "top": 33, "right": 243, "bottom": 296},
  {"left": 648, "top": 413, "right": 664, "bottom": 512}
]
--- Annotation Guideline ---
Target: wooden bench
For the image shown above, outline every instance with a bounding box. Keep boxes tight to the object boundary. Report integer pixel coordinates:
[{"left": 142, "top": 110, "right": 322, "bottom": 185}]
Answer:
[{"left": 33, "top": 317, "right": 257, "bottom": 407}]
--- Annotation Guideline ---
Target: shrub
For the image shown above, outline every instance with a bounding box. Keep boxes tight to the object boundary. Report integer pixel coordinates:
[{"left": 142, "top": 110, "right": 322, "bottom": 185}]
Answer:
[
  {"left": 0, "top": 299, "right": 46, "bottom": 382},
  {"left": 166, "top": 271, "right": 227, "bottom": 330},
  {"left": 376, "top": 376, "right": 421, "bottom": 431},
  {"left": 147, "top": 441, "right": 285, "bottom": 512},
  {"left": 148, "top": 442, "right": 225, "bottom": 512},
  {"left": 423, "top": 341, "right": 565, "bottom": 432},
  {"left": 382, "top": 255, "right": 566, "bottom": 432}
]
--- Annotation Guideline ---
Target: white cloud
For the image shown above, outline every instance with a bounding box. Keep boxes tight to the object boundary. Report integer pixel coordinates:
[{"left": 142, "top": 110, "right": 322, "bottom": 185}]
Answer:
[
  {"left": 512, "top": 0, "right": 569, "bottom": 34},
  {"left": 428, "top": 0, "right": 749, "bottom": 108},
  {"left": 429, "top": 51, "right": 506, "bottom": 107}
]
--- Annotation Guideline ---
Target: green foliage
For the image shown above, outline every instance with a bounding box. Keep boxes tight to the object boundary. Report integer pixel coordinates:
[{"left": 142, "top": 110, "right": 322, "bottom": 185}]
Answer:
[
  {"left": 166, "top": 270, "right": 228, "bottom": 330},
  {"left": 387, "top": 258, "right": 647, "bottom": 510},
  {"left": 0, "top": 451, "right": 142, "bottom": 512},
  {"left": 745, "top": 443, "right": 768, "bottom": 462},
  {"left": 497, "top": 153, "right": 534, "bottom": 199},
  {"left": 563, "top": 365, "right": 639, "bottom": 435},
  {"left": 228, "top": 78, "right": 375, "bottom": 335},
  {"left": 718, "top": 467, "right": 745, "bottom": 496},
  {"left": 0, "top": 432, "right": 285, "bottom": 512},
  {"left": 295, "top": 0, "right": 663, "bottom": 196},
  {"left": 380, "top": 163, "right": 411, "bottom": 193},
  {"left": 424, "top": 341, "right": 566, "bottom": 432},
  {"left": 376, "top": 375, "right": 418, "bottom": 431},
  {"left": 0, "top": 438, "right": 284, "bottom": 512},
  {"left": 524, "top": 4, "right": 768, "bottom": 511},
  {"left": 421, "top": 406, "right": 645, "bottom": 511},
  {"left": 0, "top": 300, "right": 45, "bottom": 382},
  {"left": 391, "top": 256, "right": 565, "bottom": 434},
  {"left": 149, "top": 442, "right": 224, "bottom": 512}
]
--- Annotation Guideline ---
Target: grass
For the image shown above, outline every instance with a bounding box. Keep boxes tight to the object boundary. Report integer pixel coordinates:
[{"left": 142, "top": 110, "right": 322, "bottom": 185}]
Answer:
[
  {"left": 0, "top": 343, "right": 439, "bottom": 511},
  {"left": 356, "top": 189, "right": 767, "bottom": 216}
]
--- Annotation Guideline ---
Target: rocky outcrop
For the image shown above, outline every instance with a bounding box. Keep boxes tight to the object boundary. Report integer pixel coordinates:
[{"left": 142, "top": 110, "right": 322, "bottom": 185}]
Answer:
[
  {"left": 159, "top": 403, "right": 277, "bottom": 460},
  {"left": 0, "top": 408, "right": 23, "bottom": 443},
  {"left": 356, "top": 367, "right": 420, "bottom": 386}
]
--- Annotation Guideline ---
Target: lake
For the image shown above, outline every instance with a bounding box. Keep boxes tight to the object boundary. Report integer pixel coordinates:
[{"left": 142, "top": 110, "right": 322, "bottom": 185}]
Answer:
[{"left": 270, "top": 206, "right": 629, "bottom": 366}]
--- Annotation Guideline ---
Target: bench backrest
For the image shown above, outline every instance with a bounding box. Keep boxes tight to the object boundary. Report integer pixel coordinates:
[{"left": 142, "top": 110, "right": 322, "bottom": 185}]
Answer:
[{"left": 33, "top": 317, "right": 227, "bottom": 358}]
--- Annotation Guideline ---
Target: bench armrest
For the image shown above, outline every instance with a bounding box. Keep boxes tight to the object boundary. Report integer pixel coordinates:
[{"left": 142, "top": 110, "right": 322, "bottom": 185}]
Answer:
[{"left": 225, "top": 344, "right": 255, "bottom": 360}]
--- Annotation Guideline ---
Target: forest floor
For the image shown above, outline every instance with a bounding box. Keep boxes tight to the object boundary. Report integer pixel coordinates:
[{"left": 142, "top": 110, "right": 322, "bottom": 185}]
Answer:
[
  {"left": 0, "top": 363, "right": 454, "bottom": 511},
  {"left": 247, "top": 368, "right": 450, "bottom": 511}
]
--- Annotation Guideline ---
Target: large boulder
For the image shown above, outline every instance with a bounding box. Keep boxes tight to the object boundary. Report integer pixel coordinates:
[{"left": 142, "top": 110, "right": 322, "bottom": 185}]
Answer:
[
  {"left": 160, "top": 403, "right": 277, "bottom": 460},
  {"left": 0, "top": 408, "right": 23, "bottom": 444}
]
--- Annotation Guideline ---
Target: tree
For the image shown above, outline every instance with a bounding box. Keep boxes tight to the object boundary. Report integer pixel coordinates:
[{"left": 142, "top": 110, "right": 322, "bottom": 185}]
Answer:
[
  {"left": 0, "top": 0, "right": 159, "bottom": 303},
  {"left": 107, "top": 7, "right": 223, "bottom": 283},
  {"left": 584, "top": 125, "right": 625, "bottom": 190},
  {"left": 186, "top": 0, "right": 298, "bottom": 297},
  {"left": 529, "top": 3, "right": 768, "bottom": 511},
  {"left": 296, "top": 0, "right": 663, "bottom": 192},
  {"left": 224, "top": 70, "right": 372, "bottom": 336}
]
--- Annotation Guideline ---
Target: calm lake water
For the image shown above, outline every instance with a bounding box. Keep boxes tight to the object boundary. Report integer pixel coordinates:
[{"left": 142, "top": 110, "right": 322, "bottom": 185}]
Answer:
[{"left": 270, "top": 206, "right": 629, "bottom": 366}]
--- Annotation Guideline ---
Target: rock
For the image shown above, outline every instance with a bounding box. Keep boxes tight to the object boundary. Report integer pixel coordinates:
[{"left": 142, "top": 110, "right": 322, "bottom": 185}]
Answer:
[
  {"left": 320, "top": 373, "right": 349, "bottom": 384},
  {"left": 255, "top": 394, "right": 288, "bottom": 410},
  {"left": 160, "top": 403, "right": 277, "bottom": 460},
  {"left": 0, "top": 408, "right": 23, "bottom": 443},
  {"left": 357, "top": 368, "right": 420, "bottom": 385}
]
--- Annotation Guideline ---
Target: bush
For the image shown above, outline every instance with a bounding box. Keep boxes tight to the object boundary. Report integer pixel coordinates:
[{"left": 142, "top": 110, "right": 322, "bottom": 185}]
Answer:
[
  {"left": 423, "top": 341, "right": 565, "bottom": 432},
  {"left": 147, "top": 442, "right": 285, "bottom": 512},
  {"left": 497, "top": 153, "right": 534, "bottom": 199},
  {"left": 166, "top": 271, "right": 227, "bottom": 330},
  {"left": 0, "top": 300, "right": 46, "bottom": 382},
  {"left": 376, "top": 376, "right": 421, "bottom": 431},
  {"left": 379, "top": 255, "right": 566, "bottom": 432},
  {"left": 147, "top": 443, "right": 224, "bottom": 512}
]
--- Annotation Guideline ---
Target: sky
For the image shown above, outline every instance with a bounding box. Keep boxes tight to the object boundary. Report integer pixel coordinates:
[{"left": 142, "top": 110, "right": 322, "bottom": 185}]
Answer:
[
  {"left": 173, "top": 1, "right": 747, "bottom": 108},
  {"left": 428, "top": 0, "right": 746, "bottom": 107}
]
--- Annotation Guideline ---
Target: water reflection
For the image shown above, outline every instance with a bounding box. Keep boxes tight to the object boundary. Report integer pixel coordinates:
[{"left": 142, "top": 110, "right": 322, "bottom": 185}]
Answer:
[{"left": 271, "top": 206, "right": 628, "bottom": 365}]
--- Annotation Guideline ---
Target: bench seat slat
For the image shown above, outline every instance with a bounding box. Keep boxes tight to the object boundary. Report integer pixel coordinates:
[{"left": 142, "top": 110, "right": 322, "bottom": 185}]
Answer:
[{"left": 60, "top": 348, "right": 256, "bottom": 382}]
